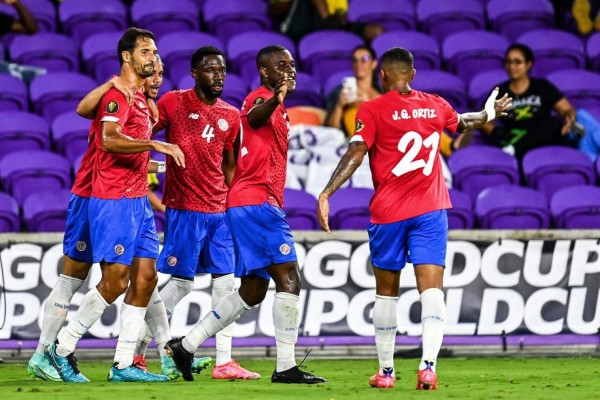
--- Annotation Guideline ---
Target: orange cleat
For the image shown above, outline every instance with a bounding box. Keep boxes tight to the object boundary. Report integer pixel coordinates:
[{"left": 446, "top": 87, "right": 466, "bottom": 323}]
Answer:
[
  {"left": 416, "top": 366, "right": 438, "bottom": 390},
  {"left": 212, "top": 359, "right": 261, "bottom": 380},
  {"left": 133, "top": 355, "right": 148, "bottom": 372},
  {"left": 369, "top": 368, "right": 395, "bottom": 388}
]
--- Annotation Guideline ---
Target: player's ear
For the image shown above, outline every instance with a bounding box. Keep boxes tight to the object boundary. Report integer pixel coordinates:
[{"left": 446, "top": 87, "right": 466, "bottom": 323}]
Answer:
[
  {"left": 380, "top": 69, "right": 386, "bottom": 83},
  {"left": 190, "top": 68, "right": 198, "bottom": 81},
  {"left": 259, "top": 66, "right": 268, "bottom": 79},
  {"left": 121, "top": 50, "right": 131, "bottom": 64},
  {"left": 410, "top": 68, "right": 416, "bottom": 81}
]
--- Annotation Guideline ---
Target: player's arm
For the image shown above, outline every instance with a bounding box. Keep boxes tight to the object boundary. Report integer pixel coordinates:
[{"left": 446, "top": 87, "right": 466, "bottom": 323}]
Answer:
[
  {"left": 222, "top": 149, "right": 235, "bottom": 188},
  {"left": 317, "top": 140, "right": 368, "bottom": 232},
  {"left": 76, "top": 77, "right": 136, "bottom": 119},
  {"left": 247, "top": 74, "right": 288, "bottom": 129},
  {"left": 554, "top": 97, "right": 576, "bottom": 135},
  {"left": 147, "top": 98, "right": 159, "bottom": 127},
  {"left": 457, "top": 88, "right": 512, "bottom": 133},
  {"left": 6, "top": 0, "right": 38, "bottom": 34},
  {"left": 148, "top": 160, "right": 166, "bottom": 174}
]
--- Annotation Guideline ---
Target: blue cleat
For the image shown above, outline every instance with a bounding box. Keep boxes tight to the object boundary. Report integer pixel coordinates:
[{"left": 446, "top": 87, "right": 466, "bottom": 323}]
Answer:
[
  {"left": 191, "top": 356, "right": 212, "bottom": 374},
  {"left": 161, "top": 355, "right": 213, "bottom": 380},
  {"left": 108, "top": 363, "right": 169, "bottom": 382},
  {"left": 45, "top": 341, "right": 89, "bottom": 383},
  {"left": 27, "top": 351, "right": 61, "bottom": 381}
]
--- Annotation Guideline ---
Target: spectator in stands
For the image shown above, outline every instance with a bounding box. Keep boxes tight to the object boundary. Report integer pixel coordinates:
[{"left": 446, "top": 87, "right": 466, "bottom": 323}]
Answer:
[
  {"left": 0, "top": 0, "right": 38, "bottom": 37},
  {"left": 483, "top": 44, "right": 577, "bottom": 161},
  {"left": 324, "top": 45, "right": 381, "bottom": 137}
]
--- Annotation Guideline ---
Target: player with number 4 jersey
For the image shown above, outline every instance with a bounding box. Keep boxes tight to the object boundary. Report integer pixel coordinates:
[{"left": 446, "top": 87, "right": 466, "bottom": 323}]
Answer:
[{"left": 318, "top": 47, "right": 512, "bottom": 391}]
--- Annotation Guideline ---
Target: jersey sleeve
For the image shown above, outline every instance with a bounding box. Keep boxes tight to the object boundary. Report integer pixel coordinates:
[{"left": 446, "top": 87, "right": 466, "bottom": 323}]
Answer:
[
  {"left": 353, "top": 102, "right": 377, "bottom": 148},
  {"left": 99, "top": 88, "right": 131, "bottom": 129},
  {"left": 438, "top": 96, "right": 459, "bottom": 133},
  {"left": 155, "top": 92, "right": 173, "bottom": 132},
  {"left": 242, "top": 89, "right": 273, "bottom": 126},
  {"left": 224, "top": 111, "right": 241, "bottom": 151}
]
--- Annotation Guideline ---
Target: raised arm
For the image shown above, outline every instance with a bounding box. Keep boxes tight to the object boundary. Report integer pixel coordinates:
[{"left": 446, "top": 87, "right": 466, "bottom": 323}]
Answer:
[
  {"left": 6, "top": 0, "right": 38, "bottom": 34},
  {"left": 247, "top": 75, "right": 288, "bottom": 129},
  {"left": 457, "top": 88, "right": 512, "bottom": 133},
  {"left": 77, "top": 76, "right": 136, "bottom": 119}
]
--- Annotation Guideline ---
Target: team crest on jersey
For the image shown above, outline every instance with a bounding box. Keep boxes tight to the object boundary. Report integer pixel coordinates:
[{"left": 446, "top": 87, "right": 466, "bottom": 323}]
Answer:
[
  {"left": 254, "top": 97, "right": 265, "bottom": 105},
  {"left": 167, "top": 256, "right": 177, "bottom": 267},
  {"left": 218, "top": 118, "right": 229, "bottom": 131},
  {"left": 114, "top": 244, "right": 125, "bottom": 256},
  {"left": 106, "top": 100, "right": 119, "bottom": 114},
  {"left": 355, "top": 119, "right": 364, "bottom": 133},
  {"left": 76, "top": 241, "right": 87, "bottom": 252},
  {"left": 279, "top": 243, "right": 291, "bottom": 255}
]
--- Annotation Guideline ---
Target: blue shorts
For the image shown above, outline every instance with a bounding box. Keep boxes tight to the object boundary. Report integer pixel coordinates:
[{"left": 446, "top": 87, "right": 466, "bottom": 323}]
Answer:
[
  {"left": 157, "top": 208, "right": 234, "bottom": 278},
  {"left": 63, "top": 194, "right": 93, "bottom": 263},
  {"left": 368, "top": 210, "right": 448, "bottom": 271},
  {"left": 226, "top": 203, "right": 297, "bottom": 280},
  {"left": 89, "top": 196, "right": 159, "bottom": 266}
]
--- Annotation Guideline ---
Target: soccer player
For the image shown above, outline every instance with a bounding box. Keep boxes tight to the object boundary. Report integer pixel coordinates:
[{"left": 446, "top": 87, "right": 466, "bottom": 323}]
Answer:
[
  {"left": 317, "top": 47, "right": 511, "bottom": 390},
  {"left": 165, "top": 45, "right": 326, "bottom": 385},
  {"left": 132, "top": 46, "right": 259, "bottom": 381},
  {"left": 45, "top": 27, "right": 184, "bottom": 383}
]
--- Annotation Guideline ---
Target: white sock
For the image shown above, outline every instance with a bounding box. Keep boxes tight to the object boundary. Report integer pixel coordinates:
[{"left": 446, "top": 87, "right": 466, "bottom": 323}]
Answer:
[
  {"left": 115, "top": 303, "right": 147, "bottom": 369},
  {"left": 56, "top": 287, "right": 109, "bottom": 357},
  {"left": 144, "top": 287, "right": 171, "bottom": 358},
  {"left": 373, "top": 295, "right": 398, "bottom": 373},
  {"left": 273, "top": 292, "right": 300, "bottom": 372},
  {"left": 37, "top": 274, "right": 84, "bottom": 355},
  {"left": 212, "top": 274, "right": 235, "bottom": 366},
  {"left": 419, "top": 288, "right": 446, "bottom": 373},
  {"left": 182, "top": 291, "right": 250, "bottom": 354}
]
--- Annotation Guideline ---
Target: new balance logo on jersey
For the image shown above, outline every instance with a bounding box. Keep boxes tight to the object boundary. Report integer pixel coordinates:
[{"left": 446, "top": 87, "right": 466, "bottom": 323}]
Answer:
[
  {"left": 188, "top": 113, "right": 200, "bottom": 120},
  {"left": 202, "top": 124, "right": 215, "bottom": 143}
]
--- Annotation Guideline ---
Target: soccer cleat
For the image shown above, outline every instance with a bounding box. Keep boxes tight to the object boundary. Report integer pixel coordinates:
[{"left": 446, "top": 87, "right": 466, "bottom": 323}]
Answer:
[
  {"left": 27, "top": 351, "right": 61, "bottom": 381},
  {"left": 164, "top": 338, "right": 194, "bottom": 381},
  {"left": 369, "top": 367, "right": 395, "bottom": 389},
  {"left": 416, "top": 365, "right": 438, "bottom": 390},
  {"left": 191, "top": 356, "right": 213, "bottom": 374},
  {"left": 212, "top": 359, "right": 261, "bottom": 380},
  {"left": 107, "top": 363, "right": 169, "bottom": 382},
  {"left": 271, "top": 366, "right": 327, "bottom": 384},
  {"left": 44, "top": 341, "right": 89, "bottom": 383},
  {"left": 161, "top": 355, "right": 181, "bottom": 380},
  {"left": 133, "top": 355, "right": 148, "bottom": 372}
]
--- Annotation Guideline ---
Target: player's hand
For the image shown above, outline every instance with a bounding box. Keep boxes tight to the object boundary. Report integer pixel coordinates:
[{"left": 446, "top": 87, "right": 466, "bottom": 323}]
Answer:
[
  {"left": 110, "top": 76, "right": 136, "bottom": 105},
  {"left": 492, "top": 88, "right": 512, "bottom": 118},
  {"left": 317, "top": 193, "right": 331, "bottom": 233},
  {"left": 274, "top": 73, "right": 288, "bottom": 104},
  {"left": 152, "top": 141, "right": 186, "bottom": 168}
]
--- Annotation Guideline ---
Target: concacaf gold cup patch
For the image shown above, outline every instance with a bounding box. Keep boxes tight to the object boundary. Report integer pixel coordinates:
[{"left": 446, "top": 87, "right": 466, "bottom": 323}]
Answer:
[
  {"left": 106, "top": 100, "right": 119, "bottom": 114},
  {"left": 355, "top": 119, "right": 364, "bottom": 133},
  {"left": 254, "top": 97, "right": 265, "bottom": 105}
]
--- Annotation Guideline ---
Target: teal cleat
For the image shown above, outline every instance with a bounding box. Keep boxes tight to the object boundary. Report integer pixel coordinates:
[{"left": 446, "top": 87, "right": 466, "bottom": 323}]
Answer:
[
  {"left": 45, "top": 341, "right": 89, "bottom": 383},
  {"left": 108, "top": 363, "right": 169, "bottom": 382},
  {"left": 27, "top": 351, "right": 61, "bottom": 381},
  {"left": 191, "top": 356, "right": 212, "bottom": 374},
  {"left": 161, "top": 355, "right": 213, "bottom": 380}
]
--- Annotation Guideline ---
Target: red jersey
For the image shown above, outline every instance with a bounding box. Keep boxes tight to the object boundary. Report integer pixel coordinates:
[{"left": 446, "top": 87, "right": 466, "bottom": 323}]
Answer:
[
  {"left": 91, "top": 88, "right": 152, "bottom": 199},
  {"left": 227, "top": 87, "right": 290, "bottom": 208},
  {"left": 70, "top": 131, "right": 96, "bottom": 198},
  {"left": 155, "top": 90, "right": 240, "bottom": 213},
  {"left": 354, "top": 90, "right": 459, "bottom": 224}
]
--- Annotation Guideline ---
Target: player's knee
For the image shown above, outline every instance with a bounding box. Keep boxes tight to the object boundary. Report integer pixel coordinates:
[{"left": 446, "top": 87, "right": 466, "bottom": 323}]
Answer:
[
  {"left": 97, "top": 278, "right": 129, "bottom": 303},
  {"left": 273, "top": 269, "right": 301, "bottom": 295},
  {"left": 243, "top": 290, "right": 267, "bottom": 307},
  {"left": 131, "top": 274, "right": 158, "bottom": 296}
]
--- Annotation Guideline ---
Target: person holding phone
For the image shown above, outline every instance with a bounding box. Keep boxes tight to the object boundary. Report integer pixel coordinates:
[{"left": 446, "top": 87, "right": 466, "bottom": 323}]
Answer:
[{"left": 325, "top": 45, "right": 381, "bottom": 137}]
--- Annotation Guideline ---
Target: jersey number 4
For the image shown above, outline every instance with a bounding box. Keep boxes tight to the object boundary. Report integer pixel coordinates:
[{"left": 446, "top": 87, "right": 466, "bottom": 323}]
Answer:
[
  {"left": 391, "top": 131, "right": 440, "bottom": 177},
  {"left": 202, "top": 124, "right": 215, "bottom": 143}
]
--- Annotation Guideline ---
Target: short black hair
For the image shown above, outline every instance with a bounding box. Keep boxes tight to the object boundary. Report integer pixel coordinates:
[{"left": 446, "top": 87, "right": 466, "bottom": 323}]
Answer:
[
  {"left": 256, "top": 44, "right": 289, "bottom": 68},
  {"left": 191, "top": 46, "right": 225, "bottom": 69},
  {"left": 380, "top": 47, "right": 414, "bottom": 70},
  {"left": 505, "top": 43, "right": 534, "bottom": 64},
  {"left": 117, "top": 27, "right": 155, "bottom": 66}
]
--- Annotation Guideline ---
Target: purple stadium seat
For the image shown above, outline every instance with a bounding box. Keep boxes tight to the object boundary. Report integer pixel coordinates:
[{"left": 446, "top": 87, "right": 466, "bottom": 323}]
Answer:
[
  {"left": 251, "top": 72, "right": 323, "bottom": 108},
  {"left": 587, "top": 32, "right": 600, "bottom": 71},
  {"left": 412, "top": 70, "right": 468, "bottom": 111},
  {"left": 329, "top": 188, "right": 374, "bottom": 230},
  {"left": 299, "top": 30, "right": 364, "bottom": 86},
  {"left": 522, "top": 146, "right": 594, "bottom": 201},
  {"left": 10, "top": 33, "right": 79, "bottom": 72},
  {"left": 283, "top": 189, "right": 319, "bottom": 230},
  {"left": 448, "top": 145, "right": 520, "bottom": 203},
  {"left": 476, "top": 185, "right": 549, "bottom": 229},
  {"left": 0, "top": 111, "right": 50, "bottom": 162},
  {"left": 23, "top": 189, "right": 71, "bottom": 232},
  {"left": 0, "top": 74, "right": 28, "bottom": 111},
  {"left": 157, "top": 32, "right": 224, "bottom": 84},
  {"left": 73, "top": 152, "right": 84, "bottom": 175},
  {"left": 348, "top": 0, "right": 415, "bottom": 31},
  {"left": 596, "top": 156, "right": 600, "bottom": 184},
  {"left": 0, "top": 192, "right": 20, "bottom": 232},
  {"left": 487, "top": 0, "right": 554, "bottom": 42},
  {"left": 371, "top": 31, "right": 440, "bottom": 70},
  {"left": 546, "top": 69, "right": 600, "bottom": 112},
  {"left": 30, "top": 72, "right": 96, "bottom": 124},
  {"left": 203, "top": 0, "right": 270, "bottom": 43},
  {"left": 59, "top": 0, "right": 127, "bottom": 45},
  {"left": 16, "top": 0, "right": 57, "bottom": 32},
  {"left": 417, "top": 0, "right": 485, "bottom": 42},
  {"left": 153, "top": 210, "right": 165, "bottom": 233},
  {"left": 551, "top": 185, "right": 600, "bottom": 229},
  {"left": 448, "top": 188, "right": 474, "bottom": 229},
  {"left": 227, "top": 31, "right": 296, "bottom": 83},
  {"left": 442, "top": 31, "right": 509, "bottom": 84},
  {"left": 157, "top": 76, "right": 174, "bottom": 101},
  {"left": 323, "top": 70, "right": 355, "bottom": 98},
  {"left": 0, "top": 150, "right": 71, "bottom": 204},
  {"left": 131, "top": 0, "right": 200, "bottom": 38},
  {"left": 468, "top": 69, "right": 507, "bottom": 108},
  {"left": 52, "top": 112, "right": 90, "bottom": 164},
  {"left": 516, "top": 30, "right": 585, "bottom": 77},
  {"left": 82, "top": 32, "right": 121, "bottom": 83}
]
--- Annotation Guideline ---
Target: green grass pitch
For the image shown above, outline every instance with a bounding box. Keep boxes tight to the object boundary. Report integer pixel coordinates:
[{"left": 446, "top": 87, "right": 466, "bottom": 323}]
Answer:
[{"left": 1, "top": 358, "right": 599, "bottom": 400}]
